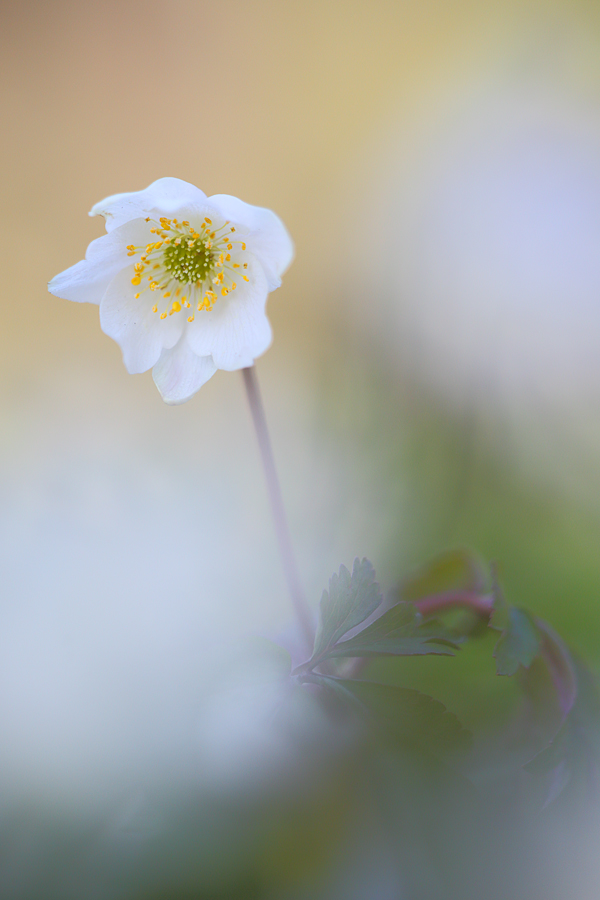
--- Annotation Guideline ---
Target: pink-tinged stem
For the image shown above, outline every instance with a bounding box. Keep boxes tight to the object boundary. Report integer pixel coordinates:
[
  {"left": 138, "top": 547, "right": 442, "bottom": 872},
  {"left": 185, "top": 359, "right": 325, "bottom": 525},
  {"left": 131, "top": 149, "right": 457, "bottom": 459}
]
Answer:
[
  {"left": 242, "top": 366, "right": 314, "bottom": 652},
  {"left": 414, "top": 590, "right": 494, "bottom": 618}
]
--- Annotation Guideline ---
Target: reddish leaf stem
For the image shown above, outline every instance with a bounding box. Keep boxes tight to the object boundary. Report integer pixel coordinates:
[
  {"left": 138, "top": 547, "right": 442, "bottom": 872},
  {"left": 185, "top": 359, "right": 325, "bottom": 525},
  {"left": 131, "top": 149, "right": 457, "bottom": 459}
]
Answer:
[{"left": 414, "top": 590, "right": 494, "bottom": 618}]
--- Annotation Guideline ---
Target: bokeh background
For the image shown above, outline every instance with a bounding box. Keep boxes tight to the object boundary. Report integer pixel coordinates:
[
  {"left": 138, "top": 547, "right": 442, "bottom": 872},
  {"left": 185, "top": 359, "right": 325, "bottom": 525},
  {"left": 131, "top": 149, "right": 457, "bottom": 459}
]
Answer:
[{"left": 2, "top": 0, "right": 600, "bottom": 896}]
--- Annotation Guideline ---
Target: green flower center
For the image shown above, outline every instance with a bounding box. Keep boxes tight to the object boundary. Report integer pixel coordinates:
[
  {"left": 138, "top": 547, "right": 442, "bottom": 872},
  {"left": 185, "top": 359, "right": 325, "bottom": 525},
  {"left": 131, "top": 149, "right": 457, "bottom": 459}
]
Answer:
[
  {"left": 163, "top": 240, "right": 214, "bottom": 284},
  {"left": 126, "top": 216, "right": 250, "bottom": 320}
]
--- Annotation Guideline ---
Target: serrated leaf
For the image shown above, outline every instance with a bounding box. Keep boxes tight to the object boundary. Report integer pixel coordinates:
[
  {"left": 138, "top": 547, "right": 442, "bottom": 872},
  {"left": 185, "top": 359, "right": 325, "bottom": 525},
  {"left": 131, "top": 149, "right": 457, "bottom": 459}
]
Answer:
[
  {"left": 493, "top": 607, "right": 540, "bottom": 676},
  {"left": 399, "top": 549, "right": 486, "bottom": 603},
  {"left": 305, "top": 675, "right": 471, "bottom": 757},
  {"left": 316, "top": 601, "right": 459, "bottom": 661},
  {"left": 312, "top": 558, "right": 382, "bottom": 661}
]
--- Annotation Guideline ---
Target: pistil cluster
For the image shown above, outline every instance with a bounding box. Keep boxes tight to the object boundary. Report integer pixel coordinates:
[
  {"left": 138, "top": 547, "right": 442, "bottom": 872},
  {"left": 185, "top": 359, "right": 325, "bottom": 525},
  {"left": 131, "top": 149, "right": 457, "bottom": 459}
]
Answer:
[{"left": 126, "top": 216, "right": 250, "bottom": 322}]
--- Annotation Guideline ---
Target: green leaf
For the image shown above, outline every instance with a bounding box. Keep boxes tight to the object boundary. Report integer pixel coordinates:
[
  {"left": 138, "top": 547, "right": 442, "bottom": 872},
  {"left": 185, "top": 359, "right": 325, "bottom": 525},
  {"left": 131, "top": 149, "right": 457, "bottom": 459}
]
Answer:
[
  {"left": 304, "top": 675, "right": 471, "bottom": 757},
  {"left": 316, "top": 601, "right": 459, "bottom": 661},
  {"left": 399, "top": 549, "right": 485, "bottom": 603},
  {"left": 493, "top": 607, "right": 540, "bottom": 676},
  {"left": 312, "top": 558, "right": 382, "bottom": 660}
]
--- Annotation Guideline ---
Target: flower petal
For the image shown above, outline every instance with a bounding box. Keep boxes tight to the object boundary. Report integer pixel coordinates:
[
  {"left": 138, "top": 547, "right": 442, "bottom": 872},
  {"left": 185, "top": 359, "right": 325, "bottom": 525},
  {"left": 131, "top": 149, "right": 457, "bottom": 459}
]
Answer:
[
  {"left": 48, "top": 219, "right": 149, "bottom": 305},
  {"left": 186, "top": 262, "right": 272, "bottom": 370},
  {"left": 207, "top": 194, "right": 294, "bottom": 290},
  {"left": 100, "top": 267, "right": 185, "bottom": 374},
  {"left": 152, "top": 339, "right": 217, "bottom": 405},
  {"left": 90, "top": 178, "right": 207, "bottom": 232}
]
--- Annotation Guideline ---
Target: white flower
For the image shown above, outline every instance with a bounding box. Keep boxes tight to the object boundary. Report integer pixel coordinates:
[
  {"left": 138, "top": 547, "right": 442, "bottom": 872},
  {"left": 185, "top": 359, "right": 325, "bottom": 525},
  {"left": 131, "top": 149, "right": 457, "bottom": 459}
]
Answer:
[{"left": 49, "top": 178, "right": 294, "bottom": 404}]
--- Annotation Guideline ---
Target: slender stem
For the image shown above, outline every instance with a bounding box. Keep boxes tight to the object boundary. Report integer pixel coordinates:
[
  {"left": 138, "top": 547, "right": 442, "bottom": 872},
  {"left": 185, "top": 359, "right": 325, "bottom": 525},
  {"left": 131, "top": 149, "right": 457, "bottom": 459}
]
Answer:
[{"left": 242, "top": 366, "right": 314, "bottom": 652}]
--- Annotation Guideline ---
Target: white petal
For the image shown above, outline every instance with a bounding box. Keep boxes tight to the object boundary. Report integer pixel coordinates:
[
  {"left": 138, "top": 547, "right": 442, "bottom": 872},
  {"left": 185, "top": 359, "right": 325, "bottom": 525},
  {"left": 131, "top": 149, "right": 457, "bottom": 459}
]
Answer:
[
  {"left": 152, "top": 339, "right": 217, "bottom": 405},
  {"left": 100, "top": 268, "right": 185, "bottom": 374},
  {"left": 186, "top": 263, "right": 272, "bottom": 370},
  {"left": 90, "top": 178, "right": 207, "bottom": 232},
  {"left": 48, "top": 219, "right": 149, "bottom": 305},
  {"left": 207, "top": 194, "right": 294, "bottom": 290}
]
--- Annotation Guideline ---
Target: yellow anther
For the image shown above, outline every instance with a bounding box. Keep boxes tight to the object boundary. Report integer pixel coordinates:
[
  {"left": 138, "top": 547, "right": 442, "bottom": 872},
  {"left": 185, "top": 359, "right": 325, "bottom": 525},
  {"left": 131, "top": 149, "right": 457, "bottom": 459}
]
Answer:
[
  {"left": 160, "top": 311, "right": 167, "bottom": 319},
  {"left": 152, "top": 305, "right": 158, "bottom": 313},
  {"left": 134, "top": 293, "right": 141, "bottom": 299},
  {"left": 241, "top": 242, "right": 246, "bottom": 250},
  {"left": 243, "top": 263, "right": 248, "bottom": 268},
  {"left": 218, "top": 254, "right": 224, "bottom": 265},
  {"left": 225, "top": 253, "right": 231, "bottom": 261},
  {"left": 171, "top": 301, "right": 181, "bottom": 312},
  {"left": 210, "top": 232, "right": 216, "bottom": 239},
  {"left": 126, "top": 244, "right": 135, "bottom": 250},
  {"left": 131, "top": 276, "right": 141, "bottom": 285},
  {"left": 243, "top": 275, "right": 249, "bottom": 281},
  {"left": 231, "top": 282, "right": 236, "bottom": 290},
  {"left": 145, "top": 217, "right": 150, "bottom": 222},
  {"left": 230, "top": 227, "right": 236, "bottom": 232},
  {"left": 153, "top": 264, "right": 160, "bottom": 269},
  {"left": 174, "top": 238, "right": 181, "bottom": 245},
  {"left": 154, "top": 242, "right": 163, "bottom": 249},
  {"left": 204, "top": 217, "right": 212, "bottom": 224},
  {"left": 233, "top": 263, "right": 240, "bottom": 268},
  {"left": 181, "top": 296, "right": 187, "bottom": 304},
  {"left": 221, "top": 287, "right": 229, "bottom": 296},
  {"left": 127, "top": 251, "right": 135, "bottom": 256},
  {"left": 187, "top": 315, "right": 194, "bottom": 323},
  {"left": 182, "top": 220, "right": 189, "bottom": 226},
  {"left": 164, "top": 292, "right": 171, "bottom": 298}
]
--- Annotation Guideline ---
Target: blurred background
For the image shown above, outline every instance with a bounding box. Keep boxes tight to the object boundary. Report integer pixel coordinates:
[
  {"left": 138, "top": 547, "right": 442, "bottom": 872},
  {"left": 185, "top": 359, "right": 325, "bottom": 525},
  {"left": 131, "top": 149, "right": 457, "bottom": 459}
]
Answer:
[{"left": 2, "top": 0, "right": 600, "bottom": 896}]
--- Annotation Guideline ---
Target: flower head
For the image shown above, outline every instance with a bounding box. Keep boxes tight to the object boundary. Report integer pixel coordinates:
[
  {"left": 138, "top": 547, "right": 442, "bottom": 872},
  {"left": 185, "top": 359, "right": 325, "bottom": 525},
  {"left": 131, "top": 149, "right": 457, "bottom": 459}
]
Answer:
[{"left": 49, "top": 178, "right": 293, "bottom": 403}]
